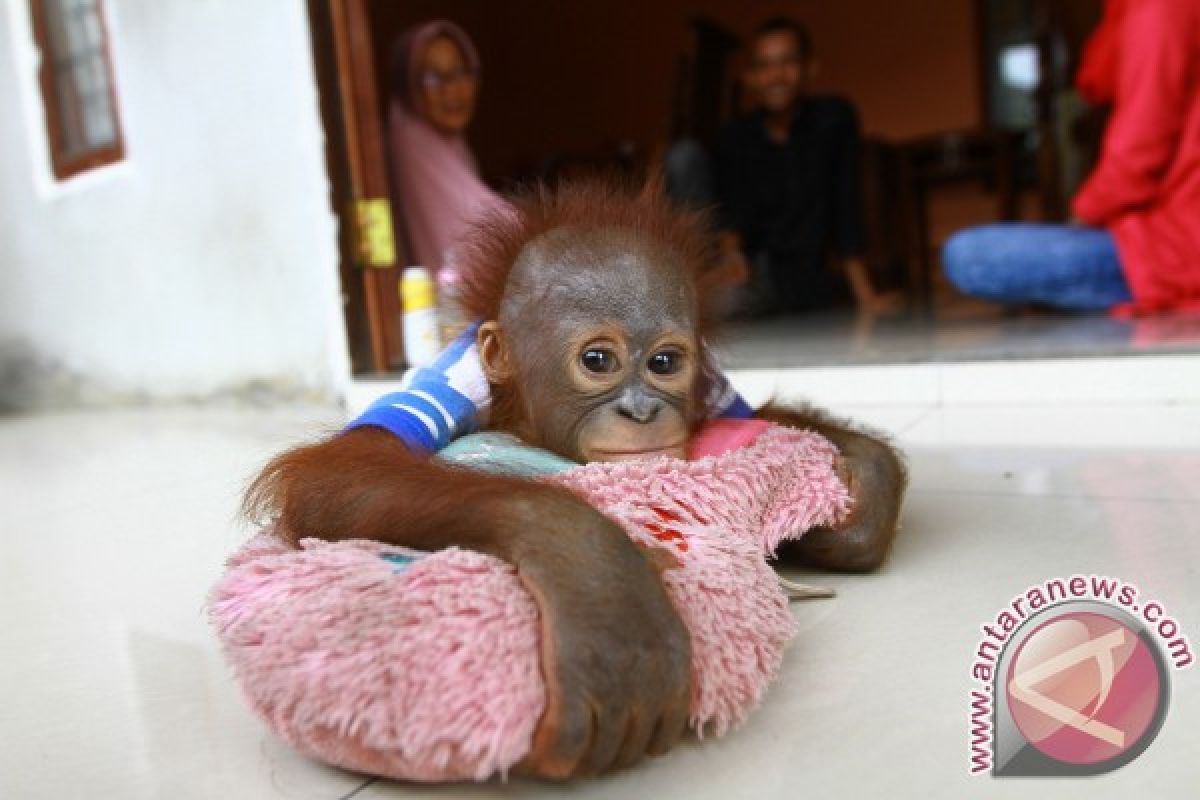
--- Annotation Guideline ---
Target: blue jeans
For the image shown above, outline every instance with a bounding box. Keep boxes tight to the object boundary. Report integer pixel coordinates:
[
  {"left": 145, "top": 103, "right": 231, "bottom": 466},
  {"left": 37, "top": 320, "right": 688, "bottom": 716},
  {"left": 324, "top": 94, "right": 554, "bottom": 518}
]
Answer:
[{"left": 942, "top": 223, "right": 1132, "bottom": 310}]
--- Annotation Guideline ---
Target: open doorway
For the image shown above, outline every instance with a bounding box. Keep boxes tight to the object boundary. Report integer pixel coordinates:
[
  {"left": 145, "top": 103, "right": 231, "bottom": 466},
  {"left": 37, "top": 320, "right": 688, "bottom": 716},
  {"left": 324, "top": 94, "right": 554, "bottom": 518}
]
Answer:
[
  {"left": 308, "top": 0, "right": 769, "bottom": 376},
  {"left": 309, "top": 0, "right": 1195, "bottom": 379}
]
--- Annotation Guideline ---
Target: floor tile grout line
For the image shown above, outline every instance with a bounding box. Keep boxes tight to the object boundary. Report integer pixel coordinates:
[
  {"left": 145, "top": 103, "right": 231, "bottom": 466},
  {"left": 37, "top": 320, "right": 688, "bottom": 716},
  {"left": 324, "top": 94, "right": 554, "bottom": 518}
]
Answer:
[
  {"left": 336, "top": 777, "right": 377, "bottom": 799},
  {"left": 892, "top": 400, "right": 1200, "bottom": 410},
  {"left": 908, "top": 486, "right": 1200, "bottom": 505},
  {"left": 895, "top": 404, "right": 941, "bottom": 436}
]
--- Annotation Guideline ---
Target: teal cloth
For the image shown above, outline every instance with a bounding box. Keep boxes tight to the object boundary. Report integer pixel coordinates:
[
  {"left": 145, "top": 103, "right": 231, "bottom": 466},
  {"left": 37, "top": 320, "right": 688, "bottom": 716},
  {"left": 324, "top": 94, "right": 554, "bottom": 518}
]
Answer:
[
  {"left": 380, "top": 553, "right": 418, "bottom": 573},
  {"left": 436, "top": 432, "right": 579, "bottom": 477}
]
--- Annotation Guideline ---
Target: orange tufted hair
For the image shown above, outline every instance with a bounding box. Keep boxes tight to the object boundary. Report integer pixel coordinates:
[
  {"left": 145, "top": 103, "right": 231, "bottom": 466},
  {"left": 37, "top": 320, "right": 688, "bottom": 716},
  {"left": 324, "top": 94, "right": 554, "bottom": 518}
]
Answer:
[{"left": 455, "top": 175, "right": 719, "bottom": 328}]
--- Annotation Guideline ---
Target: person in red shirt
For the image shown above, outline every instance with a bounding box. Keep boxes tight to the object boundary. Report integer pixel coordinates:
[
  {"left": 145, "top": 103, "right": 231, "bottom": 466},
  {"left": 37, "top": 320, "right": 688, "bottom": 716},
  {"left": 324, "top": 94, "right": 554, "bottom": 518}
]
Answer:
[{"left": 943, "top": 0, "right": 1200, "bottom": 314}]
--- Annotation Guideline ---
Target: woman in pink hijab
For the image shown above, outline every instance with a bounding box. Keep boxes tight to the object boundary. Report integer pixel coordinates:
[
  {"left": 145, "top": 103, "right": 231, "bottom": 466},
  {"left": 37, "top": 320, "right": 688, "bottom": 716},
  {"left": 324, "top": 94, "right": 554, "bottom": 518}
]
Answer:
[{"left": 387, "top": 20, "right": 504, "bottom": 270}]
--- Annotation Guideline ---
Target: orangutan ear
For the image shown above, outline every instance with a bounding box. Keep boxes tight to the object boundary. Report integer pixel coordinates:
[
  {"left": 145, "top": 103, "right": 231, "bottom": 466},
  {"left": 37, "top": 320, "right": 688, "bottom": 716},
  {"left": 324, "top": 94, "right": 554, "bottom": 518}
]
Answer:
[{"left": 477, "top": 320, "right": 514, "bottom": 384}]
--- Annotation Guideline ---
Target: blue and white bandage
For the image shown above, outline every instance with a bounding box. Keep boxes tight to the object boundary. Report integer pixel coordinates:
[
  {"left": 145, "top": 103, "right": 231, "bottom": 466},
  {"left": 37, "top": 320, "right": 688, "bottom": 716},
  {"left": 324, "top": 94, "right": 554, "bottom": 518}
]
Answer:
[
  {"left": 346, "top": 323, "right": 490, "bottom": 453},
  {"left": 707, "top": 374, "right": 753, "bottom": 419}
]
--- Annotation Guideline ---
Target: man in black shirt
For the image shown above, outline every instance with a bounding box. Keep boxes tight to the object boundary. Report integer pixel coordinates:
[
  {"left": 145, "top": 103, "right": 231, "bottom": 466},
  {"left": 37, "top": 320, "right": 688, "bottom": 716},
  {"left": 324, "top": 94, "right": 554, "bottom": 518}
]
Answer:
[{"left": 670, "top": 18, "right": 898, "bottom": 315}]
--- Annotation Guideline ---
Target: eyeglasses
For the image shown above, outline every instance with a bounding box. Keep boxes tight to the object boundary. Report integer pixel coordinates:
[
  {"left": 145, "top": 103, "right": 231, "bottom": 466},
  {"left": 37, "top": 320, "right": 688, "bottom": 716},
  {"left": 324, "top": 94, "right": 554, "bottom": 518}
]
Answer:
[{"left": 420, "top": 67, "right": 477, "bottom": 90}]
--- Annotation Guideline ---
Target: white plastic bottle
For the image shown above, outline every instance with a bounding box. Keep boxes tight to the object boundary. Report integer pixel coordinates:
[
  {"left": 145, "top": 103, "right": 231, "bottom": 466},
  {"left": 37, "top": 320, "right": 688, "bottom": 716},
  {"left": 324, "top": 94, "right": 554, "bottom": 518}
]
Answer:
[{"left": 399, "top": 267, "right": 440, "bottom": 368}]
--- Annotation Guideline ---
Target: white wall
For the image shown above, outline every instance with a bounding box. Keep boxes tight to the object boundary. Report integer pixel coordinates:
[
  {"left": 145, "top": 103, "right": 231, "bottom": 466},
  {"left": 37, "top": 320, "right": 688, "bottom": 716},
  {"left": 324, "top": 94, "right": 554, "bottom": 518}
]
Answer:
[{"left": 0, "top": 0, "right": 348, "bottom": 410}]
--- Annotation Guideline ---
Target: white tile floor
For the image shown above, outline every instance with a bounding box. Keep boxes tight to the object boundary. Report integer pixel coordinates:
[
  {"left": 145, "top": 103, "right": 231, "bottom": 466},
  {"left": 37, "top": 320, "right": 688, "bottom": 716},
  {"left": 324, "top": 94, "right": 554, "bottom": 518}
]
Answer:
[{"left": 2, "top": 384, "right": 1198, "bottom": 799}]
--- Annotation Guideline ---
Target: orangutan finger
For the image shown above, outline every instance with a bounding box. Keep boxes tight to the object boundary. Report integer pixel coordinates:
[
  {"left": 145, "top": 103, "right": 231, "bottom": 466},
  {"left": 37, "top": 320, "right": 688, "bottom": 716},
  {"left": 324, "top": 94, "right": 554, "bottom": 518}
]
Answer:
[
  {"left": 647, "top": 695, "right": 690, "bottom": 756},
  {"left": 528, "top": 697, "right": 592, "bottom": 780},
  {"left": 579, "top": 704, "right": 627, "bottom": 776},
  {"left": 612, "top": 707, "right": 656, "bottom": 770}
]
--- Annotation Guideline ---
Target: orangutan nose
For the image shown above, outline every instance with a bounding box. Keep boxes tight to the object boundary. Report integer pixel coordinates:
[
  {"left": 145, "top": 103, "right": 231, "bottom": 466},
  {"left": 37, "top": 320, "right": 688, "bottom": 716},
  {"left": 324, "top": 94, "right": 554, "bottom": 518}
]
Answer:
[{"left": 616, "top": 390, "right": 662, "bottom": 424}]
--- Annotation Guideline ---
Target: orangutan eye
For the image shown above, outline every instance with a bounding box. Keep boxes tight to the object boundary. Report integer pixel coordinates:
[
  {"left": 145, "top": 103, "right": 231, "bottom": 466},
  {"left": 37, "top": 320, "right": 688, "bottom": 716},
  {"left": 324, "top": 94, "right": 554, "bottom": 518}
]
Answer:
[
  {"left": 647, "top": 350, "right": 683, "bottom": 376},
  {"left": 581, "top": 348, "right": 619, "bottom": 374}
]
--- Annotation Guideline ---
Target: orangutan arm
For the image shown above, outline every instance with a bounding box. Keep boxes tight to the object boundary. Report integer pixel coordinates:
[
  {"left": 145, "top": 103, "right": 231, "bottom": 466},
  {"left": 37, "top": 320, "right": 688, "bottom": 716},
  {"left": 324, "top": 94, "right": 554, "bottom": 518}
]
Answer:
[{"left": 242, "top": 426, "right": 692, "bottom": 778}]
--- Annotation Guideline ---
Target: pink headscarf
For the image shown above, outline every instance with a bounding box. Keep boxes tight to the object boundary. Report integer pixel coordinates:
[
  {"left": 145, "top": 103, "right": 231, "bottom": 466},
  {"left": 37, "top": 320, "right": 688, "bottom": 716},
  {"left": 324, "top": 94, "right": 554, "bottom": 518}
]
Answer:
[{"left": 387, "top": 21, "right": 504, "bottom": 270}]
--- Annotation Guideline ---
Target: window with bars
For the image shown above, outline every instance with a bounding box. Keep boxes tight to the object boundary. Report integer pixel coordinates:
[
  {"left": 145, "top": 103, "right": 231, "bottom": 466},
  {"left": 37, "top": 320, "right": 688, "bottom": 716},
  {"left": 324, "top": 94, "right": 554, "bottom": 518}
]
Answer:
[{"left": 29, "top": 0, "right": 125, "bottom": 180}]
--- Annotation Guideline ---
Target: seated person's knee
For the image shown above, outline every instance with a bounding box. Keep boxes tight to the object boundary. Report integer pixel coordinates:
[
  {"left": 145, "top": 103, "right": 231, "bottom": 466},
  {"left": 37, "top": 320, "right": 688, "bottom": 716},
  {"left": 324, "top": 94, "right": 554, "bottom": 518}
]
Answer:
[{"left": 941, "top": 229, "right": 985, "bottom": 294}]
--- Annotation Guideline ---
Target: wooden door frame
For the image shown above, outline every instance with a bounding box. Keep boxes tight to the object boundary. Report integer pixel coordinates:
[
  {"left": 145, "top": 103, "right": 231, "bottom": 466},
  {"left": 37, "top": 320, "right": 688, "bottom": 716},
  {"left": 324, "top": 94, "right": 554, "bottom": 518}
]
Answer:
[{"left": 308, "top": 0, "right": 404, "bottom": 374}]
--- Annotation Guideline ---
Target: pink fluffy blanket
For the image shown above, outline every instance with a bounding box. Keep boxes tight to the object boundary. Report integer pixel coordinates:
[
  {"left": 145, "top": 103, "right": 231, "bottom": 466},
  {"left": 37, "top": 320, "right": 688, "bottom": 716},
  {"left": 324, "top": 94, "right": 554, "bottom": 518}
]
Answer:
[{"left": 210, "top": 423, "right": 850, "bottom": 782}]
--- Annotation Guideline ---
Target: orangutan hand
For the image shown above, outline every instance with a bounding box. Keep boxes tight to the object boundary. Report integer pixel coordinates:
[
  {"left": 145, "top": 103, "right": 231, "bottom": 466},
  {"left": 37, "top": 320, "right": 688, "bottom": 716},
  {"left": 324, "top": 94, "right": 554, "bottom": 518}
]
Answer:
[{"left": 508, "top": 492, "right": 693, "bottom": 778}]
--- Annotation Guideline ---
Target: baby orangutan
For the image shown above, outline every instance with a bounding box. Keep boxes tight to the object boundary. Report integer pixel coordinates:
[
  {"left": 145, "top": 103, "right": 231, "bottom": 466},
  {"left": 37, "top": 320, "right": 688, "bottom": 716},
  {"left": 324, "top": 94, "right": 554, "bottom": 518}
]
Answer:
[{"left": 245, "top": 179, "right": 905, "bottom": 779}]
